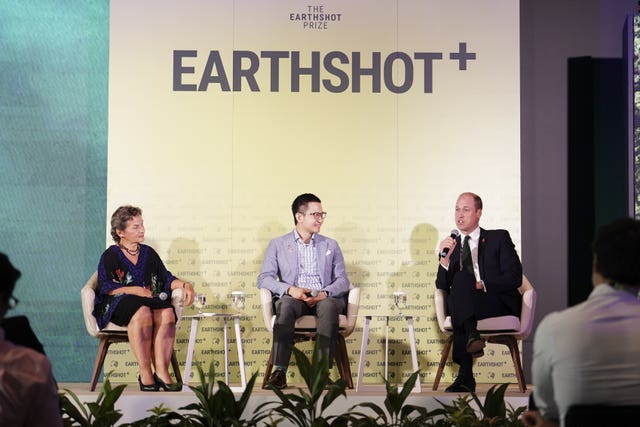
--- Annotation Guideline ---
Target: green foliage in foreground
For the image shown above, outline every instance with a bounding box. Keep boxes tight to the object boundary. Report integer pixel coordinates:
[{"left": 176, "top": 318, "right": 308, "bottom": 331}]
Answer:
[{"left": 59, "top": 358, "right": 527, "bottom": 427}]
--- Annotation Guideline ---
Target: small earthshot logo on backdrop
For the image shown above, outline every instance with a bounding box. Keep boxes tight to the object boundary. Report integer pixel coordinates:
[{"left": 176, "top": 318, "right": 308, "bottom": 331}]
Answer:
[{"left": 289, "top": 4, "right": 342, "bottom": 30}]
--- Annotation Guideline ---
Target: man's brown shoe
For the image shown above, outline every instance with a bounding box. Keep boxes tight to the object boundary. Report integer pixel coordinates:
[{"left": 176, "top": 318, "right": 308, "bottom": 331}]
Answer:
[{"left": 466, "top": 332, "right": 486, "bottom": 354}]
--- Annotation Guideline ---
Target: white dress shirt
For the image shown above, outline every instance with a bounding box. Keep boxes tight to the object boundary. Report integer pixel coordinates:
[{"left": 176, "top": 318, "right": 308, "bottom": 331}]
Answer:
[
  {"left": 440, "top": 227, "right": 482, "bottom": 281},
  {"left": 532, "top": 284, "right": 640, "bottom": 426}
]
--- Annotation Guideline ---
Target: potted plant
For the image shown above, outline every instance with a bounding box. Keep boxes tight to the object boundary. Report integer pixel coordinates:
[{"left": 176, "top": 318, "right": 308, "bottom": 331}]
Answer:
[
  {"left": 344, "top": 370, "right": 438, "bottom": 426},
  {"left": 59, "top": 374, "right": 126, "bottom": 427},
  {"left": 254, "top": 342, "right": 349, "bottom": 426},
  {"left": 433, "top": 383, "right": 526, "bottom": 427}
]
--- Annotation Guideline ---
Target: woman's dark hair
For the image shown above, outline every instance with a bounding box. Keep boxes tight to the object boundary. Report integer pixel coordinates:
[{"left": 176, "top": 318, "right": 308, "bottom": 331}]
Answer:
[
  {"left": 110, "top": 205, "right": 142, "bottom": 243},
  {"left": 291, "top": 193, "right": 321, "bottom": 225},
  {"left": 593, "top": 217, "right": 640, "bottom": 286}
]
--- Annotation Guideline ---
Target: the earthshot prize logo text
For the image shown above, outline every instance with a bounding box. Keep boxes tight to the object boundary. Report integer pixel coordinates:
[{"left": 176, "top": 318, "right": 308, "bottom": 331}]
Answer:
[{"left": 289, "top": 4, "right": 342, "bottom": 30}]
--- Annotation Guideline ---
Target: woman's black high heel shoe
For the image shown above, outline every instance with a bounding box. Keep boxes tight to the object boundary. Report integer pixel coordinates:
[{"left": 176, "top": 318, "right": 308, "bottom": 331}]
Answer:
[
  {"left": 153, "top": 373, "right": 182, "bottom": 392},
  {"left": 138, "top": 375, "right": 159, "bottom": 392}
]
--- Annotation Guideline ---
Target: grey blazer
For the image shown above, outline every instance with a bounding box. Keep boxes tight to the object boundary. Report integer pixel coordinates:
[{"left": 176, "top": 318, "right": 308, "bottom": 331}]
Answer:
[{"left": 257, "top": 231, "right": 350, "bottom": 298}]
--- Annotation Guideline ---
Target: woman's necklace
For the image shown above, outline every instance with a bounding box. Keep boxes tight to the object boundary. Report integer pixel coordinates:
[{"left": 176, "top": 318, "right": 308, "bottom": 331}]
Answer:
[{"left": 120, "top": 243, "right": 140, "bottom": 256}]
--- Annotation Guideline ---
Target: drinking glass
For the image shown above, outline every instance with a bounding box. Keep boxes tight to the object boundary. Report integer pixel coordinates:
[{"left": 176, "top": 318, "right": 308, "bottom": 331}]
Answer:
[
  {"left": 393, "top": 290, "right": 407, "bottom": 315},
  {"left": 231, "top": 291, "right": 246, "bottom": 313},
  {"left": 194, "top": 293, "right": 207, "bottom": 314}
]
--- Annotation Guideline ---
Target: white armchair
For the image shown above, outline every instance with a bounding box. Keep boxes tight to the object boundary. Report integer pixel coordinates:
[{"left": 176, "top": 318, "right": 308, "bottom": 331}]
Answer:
[
  {"left": 259, "top": 287, "right": 360, "bottom": 389},
  {"left": 432, "top": 274, "right": 536, "bottom": 392},
  {"left": 80, "top": 271, "right": 184, "bottom": 391}
]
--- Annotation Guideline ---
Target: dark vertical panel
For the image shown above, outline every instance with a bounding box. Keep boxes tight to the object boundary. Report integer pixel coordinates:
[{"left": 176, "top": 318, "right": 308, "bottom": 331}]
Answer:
[{"left": 568, "top": 57, "right": 627, "bottom": 306}]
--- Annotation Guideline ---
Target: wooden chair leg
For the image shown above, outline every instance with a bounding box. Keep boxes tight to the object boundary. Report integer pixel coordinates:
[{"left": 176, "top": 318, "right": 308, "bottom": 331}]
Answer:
[
  {"left": 334, "top": 335, "right": 354, "bottom": 389},
  {"left": 261, "top": 333, "right": 355, "bottom": 390},
  {"left": 171, "top": 351, "right": 183, "bottom": 383},
  {"left": 506, "top": 337, "right": 527, "bottom": 392},
  {"left": 262, "top": 349, "right": 275, "bottom": 389},
  {"left": 432, "top": 336, "right": 453, "bottom": 391},
  {"left": 90, "top": 336, "right": 111, "bottom": 392},
  {"left": 488, "top": 335, "right": 527, "bottom": 393}
]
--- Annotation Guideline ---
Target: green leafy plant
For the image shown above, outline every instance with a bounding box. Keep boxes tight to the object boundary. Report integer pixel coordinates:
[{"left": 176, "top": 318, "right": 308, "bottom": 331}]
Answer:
[
  {"left": 434, "top": 383, "right": 526, "bottom": 427},
  {"left": 344, "top": 378, "right": 526, "bottom": 427},
  {"left": 254, "top": 342, "right": 348, "bottom": 427},
  {"left": 59, "top": 374, "right": 127, "bottom": 427},
  {"left": 121, "top": 403, "right": 188, "bottom": 427},
  {"left": 184, "top": 362, "right": 260, "bottom": 426},
  {"left": 125, "top": 361, "right": 260, "bottom": 427},
  {"left": 345, "top": 370, "right": 440, "bottom": 426},
  {"left": 59, "top": 359, "right": 527, "bottom": 427}
]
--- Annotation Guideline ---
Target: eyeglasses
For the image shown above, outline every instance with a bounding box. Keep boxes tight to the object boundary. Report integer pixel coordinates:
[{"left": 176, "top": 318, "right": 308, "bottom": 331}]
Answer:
[
  {"left": 299, "top": 211, "right": 327, "bottom": 220},
  {"left": 8, "top": 296, "right": 19, "bottom": 310}
]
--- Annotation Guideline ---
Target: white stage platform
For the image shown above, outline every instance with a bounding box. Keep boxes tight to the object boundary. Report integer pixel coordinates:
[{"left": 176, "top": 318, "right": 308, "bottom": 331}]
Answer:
[{"left": 60, "top": 382, "right": 531, "bottom": 425}]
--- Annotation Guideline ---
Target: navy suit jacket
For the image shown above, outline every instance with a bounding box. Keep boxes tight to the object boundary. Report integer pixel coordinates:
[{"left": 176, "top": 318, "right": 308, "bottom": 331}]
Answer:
[
  {"left": 435, "top": 228, "right": 522, "bottom": 316},
  {"left": 257, "top": 231, "right": 350, "bottom": 298}
]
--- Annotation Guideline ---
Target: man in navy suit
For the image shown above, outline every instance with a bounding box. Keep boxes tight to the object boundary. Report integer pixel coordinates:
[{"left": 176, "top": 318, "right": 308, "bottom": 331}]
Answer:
[
  {"left": 257, "top": 193, "right": 350, "bottom": 389},
  {"left": 436, "top": 192, "right": 522, "bottom": 392}
]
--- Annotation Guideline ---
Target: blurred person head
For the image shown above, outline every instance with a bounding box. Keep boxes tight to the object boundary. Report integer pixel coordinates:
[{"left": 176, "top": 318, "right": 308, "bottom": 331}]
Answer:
[
  {"left": 0, "top": 253, "right": 22, "bottom": 319},
  {"left": 593, "top": 217, "right": 640, "bottom": 287}
]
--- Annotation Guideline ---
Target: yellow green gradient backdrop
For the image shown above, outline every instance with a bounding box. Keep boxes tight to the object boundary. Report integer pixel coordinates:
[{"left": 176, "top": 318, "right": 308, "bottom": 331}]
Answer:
[{"left": 107, "top": 0, "right": 520, "bottom": 386}]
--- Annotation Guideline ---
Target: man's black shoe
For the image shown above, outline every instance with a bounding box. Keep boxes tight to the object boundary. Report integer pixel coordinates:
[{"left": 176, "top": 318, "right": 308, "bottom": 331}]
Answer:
[
  {"left": 444, "top": 375, "right": 476, "bottom": 393},
  {"left": 471, "top": 349, "right": 484, "bottom": 358},
  {"left": 268, "top": 369, "right": 287, "bottom": 390},
  {"left": 466, "top": 331, "right": 485, "bottom": 354}
]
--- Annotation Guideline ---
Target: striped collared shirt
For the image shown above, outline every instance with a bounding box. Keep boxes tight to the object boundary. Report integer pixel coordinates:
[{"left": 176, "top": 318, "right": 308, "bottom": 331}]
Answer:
[{"left": 294, "top": 231, "right": 323, "bottom": 290}]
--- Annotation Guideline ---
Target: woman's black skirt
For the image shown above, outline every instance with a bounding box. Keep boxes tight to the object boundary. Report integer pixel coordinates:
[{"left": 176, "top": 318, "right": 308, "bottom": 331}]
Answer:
[{"left": 109, "top": 295, "right": 176, "bottom": 326}]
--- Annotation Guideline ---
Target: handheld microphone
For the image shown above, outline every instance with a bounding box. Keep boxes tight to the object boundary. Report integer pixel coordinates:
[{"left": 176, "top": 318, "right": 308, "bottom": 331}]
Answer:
[
  {"left": 305, "top": 290, "right": 320, "bottom": 297},
  {"left": 440, "top": 229, "right": 460, "bottom": 258}
]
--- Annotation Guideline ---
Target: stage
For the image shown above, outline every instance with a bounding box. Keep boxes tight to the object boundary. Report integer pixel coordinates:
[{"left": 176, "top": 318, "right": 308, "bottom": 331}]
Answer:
[{"left": 60, "top": 382, "right": 531, "bottom": 425}]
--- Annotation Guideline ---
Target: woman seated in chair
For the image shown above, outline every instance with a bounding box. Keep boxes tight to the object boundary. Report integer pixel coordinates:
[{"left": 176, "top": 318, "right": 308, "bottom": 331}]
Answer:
[{"left": 93, "top": 205, "right": 195, "bottom": 391}]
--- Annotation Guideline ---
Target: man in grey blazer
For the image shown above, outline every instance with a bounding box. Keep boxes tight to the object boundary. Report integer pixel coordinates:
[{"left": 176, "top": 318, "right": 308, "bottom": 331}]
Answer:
[{"left": 257, "top": 193, "right": 350, "bottom": 389}]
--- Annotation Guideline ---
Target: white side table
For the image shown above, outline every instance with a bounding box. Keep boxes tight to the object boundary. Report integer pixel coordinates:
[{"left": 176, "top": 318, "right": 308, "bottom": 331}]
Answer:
[
  {"left": 356, "top": 314, "right": 421, "bottom": 392},
  {"left": 180, "top": 312, "right": 247, "bottom": 392}
]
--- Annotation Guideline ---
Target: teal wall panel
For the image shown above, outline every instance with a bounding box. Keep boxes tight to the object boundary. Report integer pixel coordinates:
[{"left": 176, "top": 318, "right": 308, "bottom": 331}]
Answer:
[{"left": 0, "top": 1, "right": 108, "bottom": 381}]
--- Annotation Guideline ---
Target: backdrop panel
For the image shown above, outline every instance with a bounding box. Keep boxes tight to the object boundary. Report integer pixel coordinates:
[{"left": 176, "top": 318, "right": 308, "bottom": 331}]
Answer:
[{"left": 107, "top": 0, "right": 520, "bottom": 386}]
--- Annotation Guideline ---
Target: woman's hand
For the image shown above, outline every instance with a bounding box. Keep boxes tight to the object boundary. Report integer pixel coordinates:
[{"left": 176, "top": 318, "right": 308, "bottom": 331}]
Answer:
[
  {"left": 181, "top": 282, "right": 195, "bottom": 306},
  {"left": 170, "top": 279, "right": 195, "bottom": 305}
]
